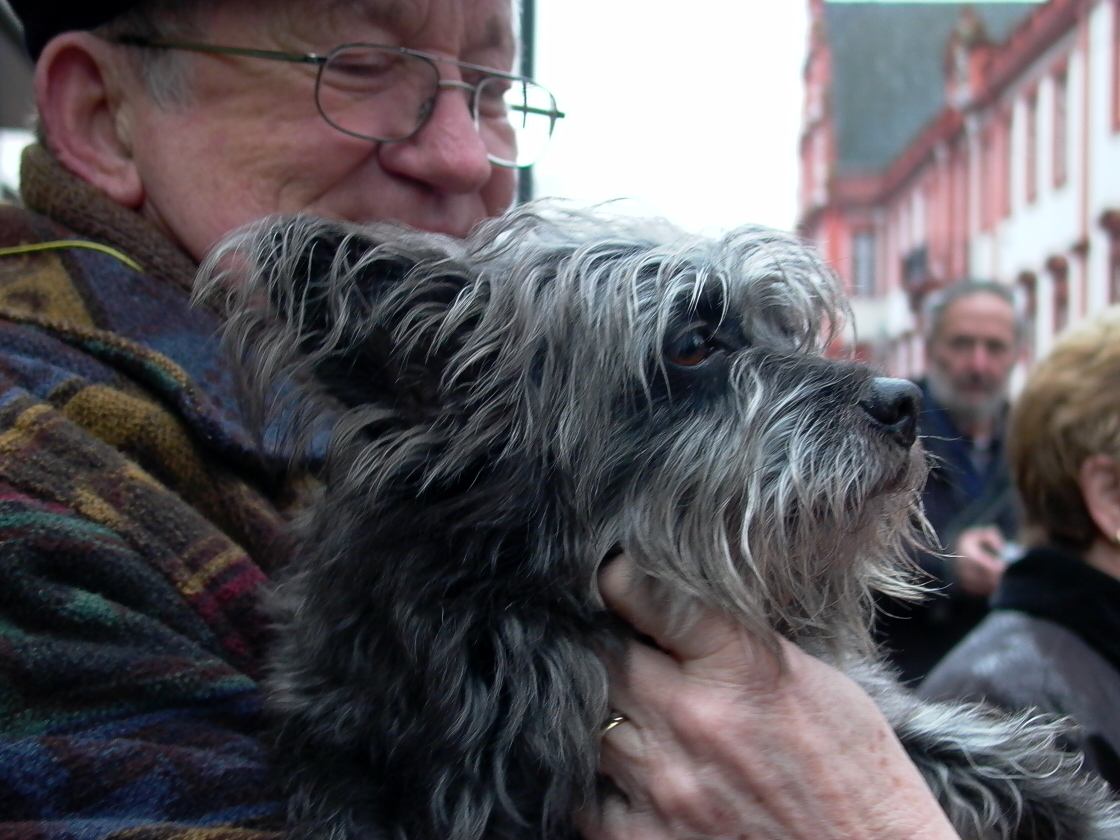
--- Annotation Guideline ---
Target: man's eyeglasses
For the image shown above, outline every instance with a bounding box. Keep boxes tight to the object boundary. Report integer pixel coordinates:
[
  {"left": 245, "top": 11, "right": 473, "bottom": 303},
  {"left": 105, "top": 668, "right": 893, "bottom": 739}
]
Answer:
[{"left": 112, "top": 35, "right": 565, "bottom": 168}]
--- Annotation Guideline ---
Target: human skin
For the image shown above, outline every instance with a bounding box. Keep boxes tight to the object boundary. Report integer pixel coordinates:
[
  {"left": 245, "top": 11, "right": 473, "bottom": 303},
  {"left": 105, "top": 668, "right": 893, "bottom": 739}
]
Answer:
[
  {"left": 953, "top": 525, "right": 1007, "bottom": 596},
  {"left": 37, "top": 0, "right": 518, "bottom": 263},
  {"left": 925, "top": 292, "right": 1019, "bottom": 437},
  {"left": 1080, "top": 453, "right": 1120, "bottom": 580},
  {"left": 580, "top": 558, "right": 962, "bottom": 840}
]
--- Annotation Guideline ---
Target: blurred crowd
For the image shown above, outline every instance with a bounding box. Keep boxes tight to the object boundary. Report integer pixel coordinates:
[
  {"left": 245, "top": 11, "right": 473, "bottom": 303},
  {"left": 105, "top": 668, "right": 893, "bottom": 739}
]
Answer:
[{"left": 876, "top": 283, "right": 1120, "bottom": 791}]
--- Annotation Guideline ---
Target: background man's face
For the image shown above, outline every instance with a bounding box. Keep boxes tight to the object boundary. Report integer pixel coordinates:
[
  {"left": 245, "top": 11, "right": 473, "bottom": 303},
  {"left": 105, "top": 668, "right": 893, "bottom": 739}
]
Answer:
[
  {"left": 122, "top": 0, "right": 518, "bottom": 263},
  {"left": 926, "top": 292, "right": 1019, "bottom": 422}
]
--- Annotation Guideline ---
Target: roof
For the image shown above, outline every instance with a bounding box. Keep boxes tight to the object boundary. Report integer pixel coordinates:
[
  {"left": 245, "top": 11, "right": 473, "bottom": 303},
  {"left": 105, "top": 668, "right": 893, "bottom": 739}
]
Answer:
[{"left": 824, "top": 2, "right": 1038, "bottom": 174}]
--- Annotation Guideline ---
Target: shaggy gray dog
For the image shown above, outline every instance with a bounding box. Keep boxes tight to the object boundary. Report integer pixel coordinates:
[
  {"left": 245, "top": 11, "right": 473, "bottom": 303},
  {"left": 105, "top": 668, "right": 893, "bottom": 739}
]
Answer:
[{"left": 197, "top": 203, "right": 1120, "bottom": 840}]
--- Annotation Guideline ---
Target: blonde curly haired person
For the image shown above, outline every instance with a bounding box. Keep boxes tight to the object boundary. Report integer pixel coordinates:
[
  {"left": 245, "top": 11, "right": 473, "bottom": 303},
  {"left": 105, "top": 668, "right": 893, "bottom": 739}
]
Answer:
[{"left": 924, "top": 306, "right": 1120, "bottom": 792}]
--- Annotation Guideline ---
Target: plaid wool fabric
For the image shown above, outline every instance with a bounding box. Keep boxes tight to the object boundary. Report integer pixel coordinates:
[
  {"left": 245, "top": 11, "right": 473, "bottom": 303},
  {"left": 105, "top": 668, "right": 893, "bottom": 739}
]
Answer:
[{"left": 0, "top": 147, "right": 291, "bottom": 840}]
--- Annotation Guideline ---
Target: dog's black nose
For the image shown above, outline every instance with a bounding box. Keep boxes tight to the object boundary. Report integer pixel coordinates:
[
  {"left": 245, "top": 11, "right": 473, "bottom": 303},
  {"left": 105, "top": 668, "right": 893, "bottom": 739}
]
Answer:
[{"left": 859, "top": 377, "right": 921, "bottom": 447}]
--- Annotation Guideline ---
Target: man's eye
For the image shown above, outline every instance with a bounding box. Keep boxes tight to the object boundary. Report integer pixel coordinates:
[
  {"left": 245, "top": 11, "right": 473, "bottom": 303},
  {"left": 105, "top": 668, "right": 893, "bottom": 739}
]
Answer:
[
  {"left": 476, "top": 77, "right": 513, "bottom": 119},
  {"left": 321, "top": 48, "right": 419, "bottom": 96},
  {"left": 666, "top": 326, "right": 715, "bottom": 367},
  {"left": 332, "top": 59, "right": 389, "bottom": 77}
]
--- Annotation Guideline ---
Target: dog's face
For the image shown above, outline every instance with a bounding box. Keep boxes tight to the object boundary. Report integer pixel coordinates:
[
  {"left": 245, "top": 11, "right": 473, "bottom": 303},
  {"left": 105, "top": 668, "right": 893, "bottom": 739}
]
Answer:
[{"left": 200, "top": 205, "right": 927, "bottom": 655}]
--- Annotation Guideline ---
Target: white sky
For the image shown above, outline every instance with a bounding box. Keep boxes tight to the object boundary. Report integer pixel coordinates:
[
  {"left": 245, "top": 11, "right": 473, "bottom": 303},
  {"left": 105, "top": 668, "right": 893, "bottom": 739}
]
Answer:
[
  {"left": 531, "top": 1, "right": 809, "bottom": 235},
  {"left": 529, "top": 0, "right": 1045, "bottom": 235}
]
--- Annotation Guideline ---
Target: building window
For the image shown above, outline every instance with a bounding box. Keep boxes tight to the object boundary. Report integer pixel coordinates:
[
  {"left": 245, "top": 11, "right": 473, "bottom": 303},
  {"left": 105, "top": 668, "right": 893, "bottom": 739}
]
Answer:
[
  {"left": 1053, "top": 66, "right": 1068, "bottom": 187},
  {"left": 1101, "top": 210, "right": 1120, "bottom": 303},
  {"left": 981, "top": 126, "right": 996, "bottom": 231},
  {"left": 1047, "top": 255, "right": 1070, "bottom": 334},
  {"left": 810, "top": 131, "right": 827, "bottom": 208},
  {"left": 1025, "top": 88, "right": 1038, "bottom": 203},
  {"left": 1017, "top": 270, "right": 1037, "bottom": 365},
  {"left": 902, "top": 244, "right": 929, "bottom": 297},
  {"left": 981, "top": 113, "right": 1012, "bottom": 226},
  {"left": 1112, "top": 250, "right": 1120, "bottom": 304},
  {"left": 852, "top": 231, "right": 876, "bottom": 297},
  {"left": 999, "top": 111, "right": 1012, "bottom": 218}
]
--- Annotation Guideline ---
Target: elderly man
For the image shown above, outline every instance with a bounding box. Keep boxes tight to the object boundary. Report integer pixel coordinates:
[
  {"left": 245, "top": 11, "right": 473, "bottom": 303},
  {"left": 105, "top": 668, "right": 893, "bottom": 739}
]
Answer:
[
  {"left": 877, "top": 281, "right": 1023, "bottom": 684},
  {"left": 0, "top": 2, "right": 963, "bottom": 839}
]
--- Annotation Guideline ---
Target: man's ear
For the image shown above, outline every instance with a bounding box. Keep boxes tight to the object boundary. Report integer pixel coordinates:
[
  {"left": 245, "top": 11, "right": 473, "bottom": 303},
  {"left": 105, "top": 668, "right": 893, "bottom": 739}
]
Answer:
[
  {"left": 35, "top": 32, "right": 143, "bottom": 209},
  {"left": 1079, "top": 454, "right": 1120, "bottom": 542}
]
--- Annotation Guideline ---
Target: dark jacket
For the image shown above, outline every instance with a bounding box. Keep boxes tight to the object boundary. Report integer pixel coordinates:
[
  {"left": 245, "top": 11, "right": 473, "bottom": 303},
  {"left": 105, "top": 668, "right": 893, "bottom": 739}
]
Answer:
[
  {"left": 920, "top": 546, "right": 1120, "bottom": 790},
  {"left": 0, "top": 145, "right": 287, "bottom": 839},
  {"left": 875, "top": 378, "right": 1019, "bottom": 684}
]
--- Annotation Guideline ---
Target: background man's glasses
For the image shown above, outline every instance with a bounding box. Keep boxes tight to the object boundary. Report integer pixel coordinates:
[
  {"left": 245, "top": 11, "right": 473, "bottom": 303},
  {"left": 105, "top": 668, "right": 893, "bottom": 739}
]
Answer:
[{"left": 113, "top": 36, "right": 565, "bottom": 168}]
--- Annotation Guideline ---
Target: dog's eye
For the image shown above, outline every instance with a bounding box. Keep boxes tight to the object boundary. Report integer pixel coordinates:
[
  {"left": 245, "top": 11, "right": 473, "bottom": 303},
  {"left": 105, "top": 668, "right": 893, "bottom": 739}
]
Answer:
[{"left": 666, "top": 325, "right": 716, "bottom": 367}]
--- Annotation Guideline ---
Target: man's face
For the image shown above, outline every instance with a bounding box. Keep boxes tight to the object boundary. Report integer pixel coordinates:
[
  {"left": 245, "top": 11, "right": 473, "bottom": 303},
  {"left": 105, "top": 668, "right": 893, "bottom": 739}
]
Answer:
[
  {"left": 121, "top": 0, "right": 518, "bottom": 263},
  {"left": 926, "top": 292, "right": 1019, "bottom": 422}
]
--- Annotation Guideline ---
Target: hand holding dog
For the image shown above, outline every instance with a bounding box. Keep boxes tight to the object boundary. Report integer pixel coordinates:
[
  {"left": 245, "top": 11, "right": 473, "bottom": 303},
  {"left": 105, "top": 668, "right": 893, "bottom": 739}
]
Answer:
[{"left": 582, "top": 556, "right": 961, "bottom": 840}]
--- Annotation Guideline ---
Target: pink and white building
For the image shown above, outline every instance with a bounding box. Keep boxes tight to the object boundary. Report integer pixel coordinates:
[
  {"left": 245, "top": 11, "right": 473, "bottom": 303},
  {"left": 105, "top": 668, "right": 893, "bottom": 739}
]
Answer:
[{"left": 800, "top": 0, "right": 1120, "bottom": 374}]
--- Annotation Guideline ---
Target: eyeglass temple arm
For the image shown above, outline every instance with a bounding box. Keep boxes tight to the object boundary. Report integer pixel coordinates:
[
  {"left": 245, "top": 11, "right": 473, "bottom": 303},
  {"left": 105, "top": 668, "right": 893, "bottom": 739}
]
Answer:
[
  {"left": 113, "top": 35, "right": 325, "bottom": 65},
  {"left": 438, "top": 80, "right": 565, "bottom": 122},
  {"left": 115, "top": 35, "right": 563, "bottom": 121},
  {"left": 512, "top": 104, "right": 566, "bottom": 120}
]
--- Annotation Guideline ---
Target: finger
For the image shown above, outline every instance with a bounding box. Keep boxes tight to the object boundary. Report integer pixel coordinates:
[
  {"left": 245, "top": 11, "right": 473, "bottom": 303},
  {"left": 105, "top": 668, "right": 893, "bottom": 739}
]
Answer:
[
  {"left": 603, "top": 634, "right": 680, "bottom": 721},
  {"left": 976, "top": 526, "right": 1004, "bottom": 547},
  {"left": 979, "top": 537, "right": 1004, "bottom": 555},
  {"left": 599, "top": 556, "right": 767, "bottom": 663},
  {"left": 594, "top": 702, "right": 662, "bottom": 833},
  {"left": 597, "top": 555, "right": 656, "bottom": 628},
  {"left": 574, "top": 794, "right": 665, "bottom": 840},
  {"left": 598, "top": 719, "right": 646, "bottom": 785}
]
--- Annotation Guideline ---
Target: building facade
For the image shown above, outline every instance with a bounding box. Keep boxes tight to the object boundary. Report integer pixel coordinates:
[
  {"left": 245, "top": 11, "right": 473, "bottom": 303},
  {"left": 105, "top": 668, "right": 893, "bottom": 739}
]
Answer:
[{"left": 800, "top": 0, "right": 1120, "bottom": 375}]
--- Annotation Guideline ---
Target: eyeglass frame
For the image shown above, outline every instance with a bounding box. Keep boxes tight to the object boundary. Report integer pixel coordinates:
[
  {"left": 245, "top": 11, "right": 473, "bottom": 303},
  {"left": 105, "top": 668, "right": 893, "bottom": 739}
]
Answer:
[{"left": 110, "top": 34, "right": 566, "bottom": 168}]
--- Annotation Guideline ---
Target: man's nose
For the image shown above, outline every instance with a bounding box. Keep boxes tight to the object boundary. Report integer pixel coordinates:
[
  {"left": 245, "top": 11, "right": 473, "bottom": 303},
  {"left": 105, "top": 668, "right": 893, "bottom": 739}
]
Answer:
[
  {"left": 967, "top": 344, "right": 997, "bottom": 377},
  {"left": 377, "top": 86, "right": 495, "bottom": 196}
]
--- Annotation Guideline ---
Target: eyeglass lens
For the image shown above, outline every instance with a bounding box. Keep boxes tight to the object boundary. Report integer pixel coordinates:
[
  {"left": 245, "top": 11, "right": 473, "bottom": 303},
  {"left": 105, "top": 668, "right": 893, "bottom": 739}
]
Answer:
[{"left": 314, "top": 45, "right": 559, "bottom": 167}]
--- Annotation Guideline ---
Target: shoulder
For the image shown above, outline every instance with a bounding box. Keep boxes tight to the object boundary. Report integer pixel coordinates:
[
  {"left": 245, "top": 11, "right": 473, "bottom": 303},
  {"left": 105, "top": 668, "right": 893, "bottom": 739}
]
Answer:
[{"left": 921, "top": 611, "right": 1120, "bottom": 722}]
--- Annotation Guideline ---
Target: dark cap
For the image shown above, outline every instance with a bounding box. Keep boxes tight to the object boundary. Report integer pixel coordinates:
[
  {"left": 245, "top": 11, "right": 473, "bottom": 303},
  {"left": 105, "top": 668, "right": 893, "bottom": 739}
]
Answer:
[{"left": 7, "top": 0, "right": 143, "bottom": 60}]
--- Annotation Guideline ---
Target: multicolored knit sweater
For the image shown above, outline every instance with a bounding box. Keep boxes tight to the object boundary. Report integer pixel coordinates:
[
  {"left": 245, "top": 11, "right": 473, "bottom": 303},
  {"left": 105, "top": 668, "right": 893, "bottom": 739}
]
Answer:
[{"left": 0, "top": 145, "right": 289, "bottom": 840}]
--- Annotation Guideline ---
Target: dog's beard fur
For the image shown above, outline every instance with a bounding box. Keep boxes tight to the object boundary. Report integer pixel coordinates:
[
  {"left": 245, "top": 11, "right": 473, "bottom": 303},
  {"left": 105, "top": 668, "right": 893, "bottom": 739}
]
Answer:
[{"left": 198, "top": 203, "right": 1120, "bottom": 840}]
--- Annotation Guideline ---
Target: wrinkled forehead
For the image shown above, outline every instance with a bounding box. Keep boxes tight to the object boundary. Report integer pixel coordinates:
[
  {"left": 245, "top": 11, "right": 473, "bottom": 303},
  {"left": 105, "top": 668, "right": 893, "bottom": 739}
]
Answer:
[
  {"left": 289, "top": 0, "right": 516, "bottom": 65},
  {"left": 934, "top": 292, "right": 1018, "bottom": 343}
]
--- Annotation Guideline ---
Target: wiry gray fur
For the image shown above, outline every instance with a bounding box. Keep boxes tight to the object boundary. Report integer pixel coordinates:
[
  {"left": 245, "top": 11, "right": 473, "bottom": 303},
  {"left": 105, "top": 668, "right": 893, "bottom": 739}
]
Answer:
[{"left": 197, "top": 202, "right": 1120, "bottom": 840}]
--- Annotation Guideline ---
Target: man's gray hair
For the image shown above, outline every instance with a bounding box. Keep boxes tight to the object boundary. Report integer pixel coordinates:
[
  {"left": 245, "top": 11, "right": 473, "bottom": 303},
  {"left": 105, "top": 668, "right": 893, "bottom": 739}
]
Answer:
[
  {"left": 923, "top": 279, "right": 1026, "bottom": 345},
  {"left": 93, "top": 0, "right": 217, "bottom": 107}
]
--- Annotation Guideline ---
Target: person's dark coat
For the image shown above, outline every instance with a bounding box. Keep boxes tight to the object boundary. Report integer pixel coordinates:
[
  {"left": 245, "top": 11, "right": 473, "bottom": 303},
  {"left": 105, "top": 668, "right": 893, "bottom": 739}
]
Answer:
[
  {"left": 875, "top": 379, "right": 1019, "bottom": 684},
  {"left": 920, "top": 545, "right": 1120, "bottom": 791}
]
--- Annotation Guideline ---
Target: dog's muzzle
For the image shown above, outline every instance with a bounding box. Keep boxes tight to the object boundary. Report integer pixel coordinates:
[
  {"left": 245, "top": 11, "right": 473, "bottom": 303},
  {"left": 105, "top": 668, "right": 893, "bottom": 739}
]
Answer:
[{"left": 859, "top": 377, "right": 921, "bottom": 448}]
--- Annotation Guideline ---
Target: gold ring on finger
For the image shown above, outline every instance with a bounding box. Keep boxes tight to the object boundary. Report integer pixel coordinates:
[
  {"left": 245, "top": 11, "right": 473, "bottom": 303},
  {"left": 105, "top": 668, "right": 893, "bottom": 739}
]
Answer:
[{"left": 601, "top": 711, "right": 627, "bottom": 736}]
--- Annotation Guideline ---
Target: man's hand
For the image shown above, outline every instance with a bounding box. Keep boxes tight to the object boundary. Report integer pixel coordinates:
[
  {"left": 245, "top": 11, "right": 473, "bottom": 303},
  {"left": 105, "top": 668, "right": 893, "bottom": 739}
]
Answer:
[
  {"left": 951, "top": 526, "right": 1008, "bottom": 596},
  {"left": 578, "top": 557, "right": 961, "bottom": 840}
]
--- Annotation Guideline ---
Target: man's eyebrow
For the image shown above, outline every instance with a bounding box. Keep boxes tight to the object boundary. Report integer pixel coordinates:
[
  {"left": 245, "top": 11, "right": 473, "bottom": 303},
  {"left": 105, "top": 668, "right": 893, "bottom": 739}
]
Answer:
[
  {"left": 322, "top": 0, "right": 514, "bottom": 60},
  {"left": 477, "top": 15, "right": 516, "bottom": 54}
]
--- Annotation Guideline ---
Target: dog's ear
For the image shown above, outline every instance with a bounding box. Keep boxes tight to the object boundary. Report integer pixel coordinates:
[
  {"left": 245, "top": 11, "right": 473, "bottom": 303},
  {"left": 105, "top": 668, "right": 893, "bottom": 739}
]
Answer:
[
  {"left": 256, "top": 221, "right": 415, "bottom": 408},
  {"left": 196, "top": 215, "right": 469, "bottom": 440}
]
